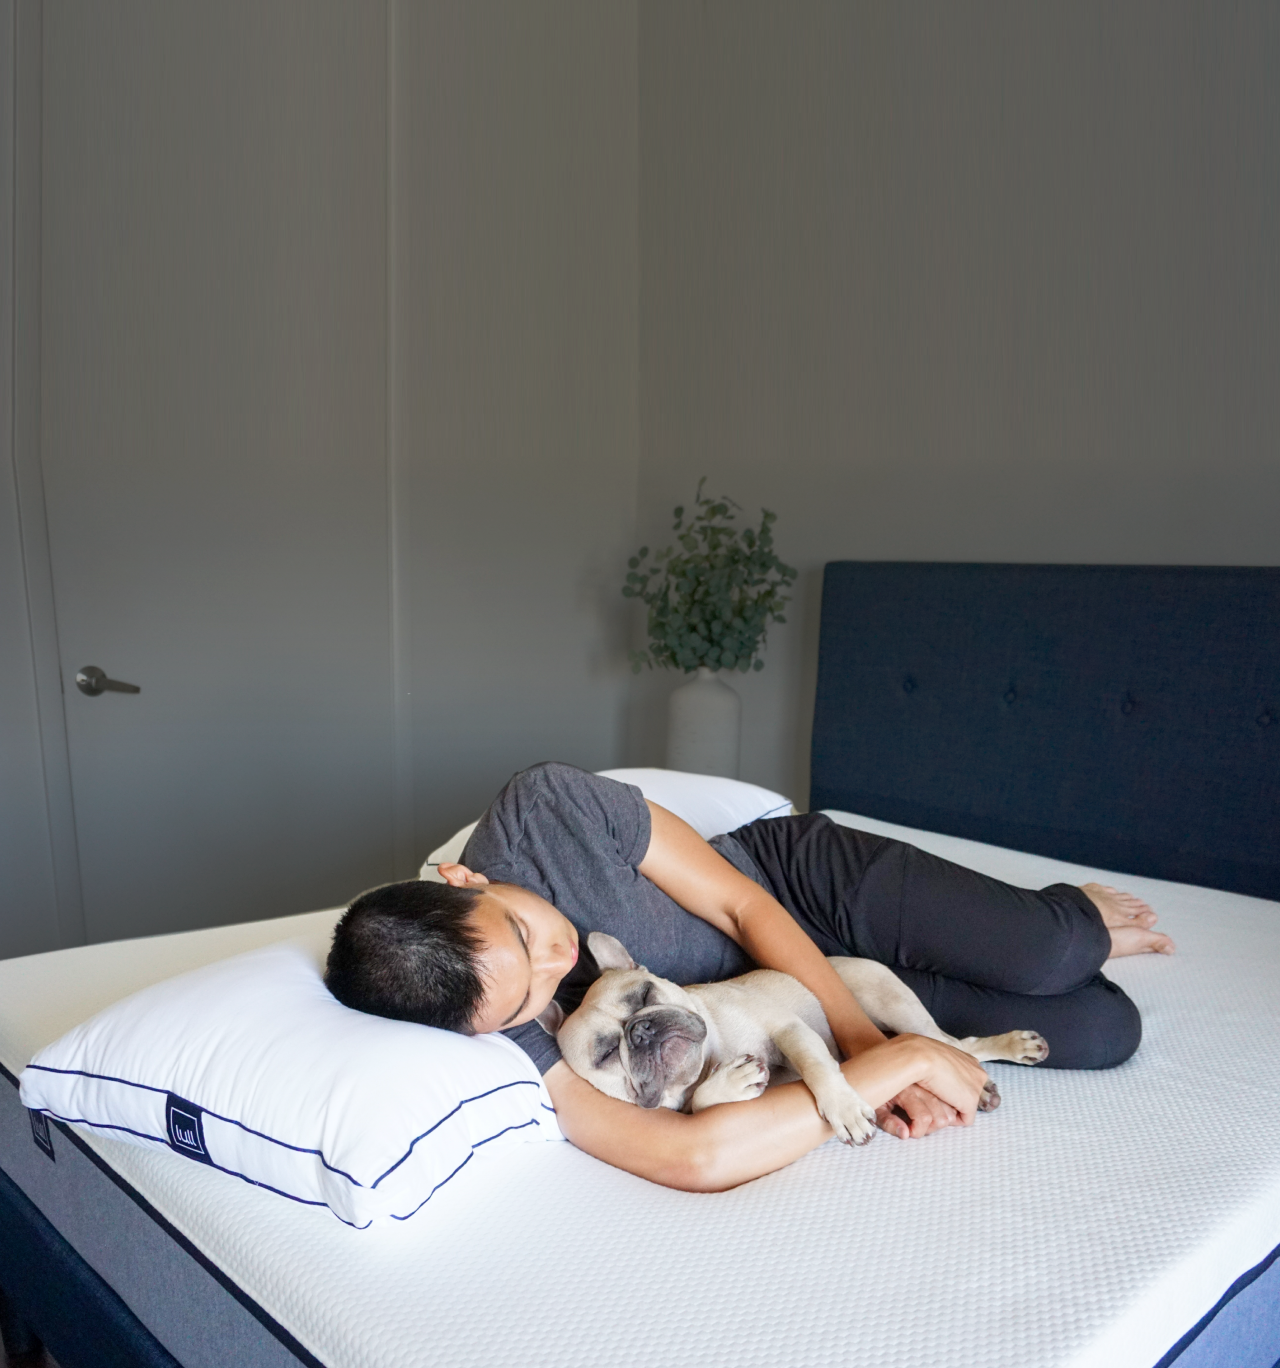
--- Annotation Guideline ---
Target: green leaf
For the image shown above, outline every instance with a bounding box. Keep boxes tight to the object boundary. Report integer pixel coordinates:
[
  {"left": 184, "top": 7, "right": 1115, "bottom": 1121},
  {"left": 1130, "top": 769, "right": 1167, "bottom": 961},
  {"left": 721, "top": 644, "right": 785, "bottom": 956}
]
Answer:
[{"left": 623, "top": 481, "right": 790, "bottom": 674}]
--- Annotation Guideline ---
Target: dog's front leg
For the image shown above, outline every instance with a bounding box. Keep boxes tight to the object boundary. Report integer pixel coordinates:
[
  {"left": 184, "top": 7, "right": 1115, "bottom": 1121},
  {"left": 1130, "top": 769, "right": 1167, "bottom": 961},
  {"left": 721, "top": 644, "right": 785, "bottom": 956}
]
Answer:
[
  {"left": 688, "top": 1055, "right": 770, "bottom": 1112},
  {"left": 770, "top": 1019, "right": 877, "bottom": 1146}
]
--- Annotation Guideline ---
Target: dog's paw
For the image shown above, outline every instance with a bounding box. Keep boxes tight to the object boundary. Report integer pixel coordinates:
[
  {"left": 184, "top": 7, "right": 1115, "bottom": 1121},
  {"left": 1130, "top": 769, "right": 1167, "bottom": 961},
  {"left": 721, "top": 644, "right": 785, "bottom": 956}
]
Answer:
[
  {"left": 691, "top": 1054, "right": 769, "bottom": 1110},
  {"left": 717, "top": 1053, "right": 770, "bottom": 1100},
  {"left": 964, "top": 1029, "right": 1050, "bottom": 1065},
  {"left": 978, "top": 1079, "right": 1001, "bottom": 1112},
  {"left": 1002, "top": 1030, "right": 1049, "bottom": 1065},
  {"left": 817, "top": 1084, "right": 878, "bottom": 1147}
]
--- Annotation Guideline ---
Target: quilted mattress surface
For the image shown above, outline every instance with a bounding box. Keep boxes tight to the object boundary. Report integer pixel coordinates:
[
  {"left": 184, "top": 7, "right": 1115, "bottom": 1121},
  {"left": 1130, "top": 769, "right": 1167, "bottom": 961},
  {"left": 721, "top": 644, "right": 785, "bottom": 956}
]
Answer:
[{"left": 2, "top": 816, "right": 1279, "bottom": 1368}]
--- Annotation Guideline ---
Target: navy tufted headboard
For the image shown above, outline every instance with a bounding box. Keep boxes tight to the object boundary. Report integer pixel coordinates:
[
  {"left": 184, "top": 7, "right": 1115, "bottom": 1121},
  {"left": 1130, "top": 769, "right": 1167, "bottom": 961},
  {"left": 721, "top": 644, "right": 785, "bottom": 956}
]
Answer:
[{"left": 810, "top": 563, "right": 1280, "bottom": 899}]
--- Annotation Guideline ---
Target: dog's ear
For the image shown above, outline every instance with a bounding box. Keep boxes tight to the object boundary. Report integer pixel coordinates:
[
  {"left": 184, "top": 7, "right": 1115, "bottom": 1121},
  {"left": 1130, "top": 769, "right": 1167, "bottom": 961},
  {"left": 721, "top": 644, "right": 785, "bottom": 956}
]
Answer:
[
  {"left": 535, "top": 1000, "right": 566, "bottom": 1037},
  {"left": 587, "top": 932, "right": 636, "bottom": 972}
]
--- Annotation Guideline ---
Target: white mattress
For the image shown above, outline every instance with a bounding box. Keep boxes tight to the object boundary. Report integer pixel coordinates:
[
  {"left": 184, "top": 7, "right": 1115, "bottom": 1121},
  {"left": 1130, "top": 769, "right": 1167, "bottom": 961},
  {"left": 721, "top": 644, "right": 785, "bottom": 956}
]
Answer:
[{"left": 3, "top": 815, "right": 1280, "bottom": 1368}]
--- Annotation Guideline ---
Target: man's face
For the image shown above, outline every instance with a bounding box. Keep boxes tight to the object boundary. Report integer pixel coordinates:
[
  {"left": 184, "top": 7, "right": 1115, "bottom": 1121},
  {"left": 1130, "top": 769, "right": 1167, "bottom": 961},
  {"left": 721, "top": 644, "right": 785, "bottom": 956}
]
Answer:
[{"left": 465, "top": 883, "right": 580, "bottom": 1035}]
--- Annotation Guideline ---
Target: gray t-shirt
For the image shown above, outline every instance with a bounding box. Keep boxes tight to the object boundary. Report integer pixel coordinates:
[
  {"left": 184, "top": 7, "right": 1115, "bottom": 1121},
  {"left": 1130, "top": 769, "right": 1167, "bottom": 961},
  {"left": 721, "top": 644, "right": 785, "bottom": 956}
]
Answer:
[{"left": 461, "top": 762, "right": 761, "bottom": 1074}]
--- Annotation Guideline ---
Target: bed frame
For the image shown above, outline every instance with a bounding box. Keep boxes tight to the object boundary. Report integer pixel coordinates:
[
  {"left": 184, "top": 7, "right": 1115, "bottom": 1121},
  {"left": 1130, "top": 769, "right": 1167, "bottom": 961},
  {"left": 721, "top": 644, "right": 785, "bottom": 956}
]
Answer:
[
  {"left": 2, "top": 561, "right": 1277, "bottom": 1368},
  {"left": 810, "top": 560, "right": 1280, "bottom": 1366},
  {"left": 811, "top": 563, "right": 1279, "bottom": 900}
]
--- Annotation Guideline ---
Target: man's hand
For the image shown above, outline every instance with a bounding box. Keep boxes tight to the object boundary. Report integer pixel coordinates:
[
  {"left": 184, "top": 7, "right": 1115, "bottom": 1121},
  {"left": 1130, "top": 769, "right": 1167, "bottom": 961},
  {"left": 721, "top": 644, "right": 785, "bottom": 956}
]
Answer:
[
  {"left": 875, "top": 1083, "right": 960, "bottom": 1139},
  {"left": 851, "top": 1035, "right": 987, "bottom": 1139}
]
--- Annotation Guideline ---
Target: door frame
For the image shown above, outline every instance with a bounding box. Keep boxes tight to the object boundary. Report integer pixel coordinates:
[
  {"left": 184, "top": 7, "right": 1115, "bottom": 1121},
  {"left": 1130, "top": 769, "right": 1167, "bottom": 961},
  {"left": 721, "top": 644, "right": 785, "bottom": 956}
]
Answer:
[{"left": 3, "top": 0, "right": 85, "bottom": 950}]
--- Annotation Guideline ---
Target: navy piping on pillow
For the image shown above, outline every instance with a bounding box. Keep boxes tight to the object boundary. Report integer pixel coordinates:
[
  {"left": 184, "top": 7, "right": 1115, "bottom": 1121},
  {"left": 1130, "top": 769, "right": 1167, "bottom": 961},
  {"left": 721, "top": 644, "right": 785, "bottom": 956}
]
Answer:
[
  {"left": 27, "top": 1115, "right": 167, "bottom": 1145},
  {"left": 389, "top": 1151, "right": 476, "bottom": 1223},
  {"left": 189, "top": 1160, "right": 369, "bottom": 1229},
  {"left": 472, "top": 1117, "right": 541, "bottom": 1148},
  {"left": 22, "top": 1064, "right": 170, "bottom": 1093},
  {"left": 369, "top": 1079, "right": 542, "bottom": 1187},
  {"left": 24, "top": 1065, "right": 362, "bottom": 1184},
  {"left": 31, "top": 1106, "right": 548, "bottom": 1226},
  {"left": 383, "top": 1115, "right": 551, "bottom": 1224},
  {"left": 29, "top": 1107, "right": 372, "bottom": 1228},
  {"left": 24, "top": 1063, "right": 542, "bottom": 1189},
  {"left": 384, "top": 1116, "right": 548, "bottom": 1220}
]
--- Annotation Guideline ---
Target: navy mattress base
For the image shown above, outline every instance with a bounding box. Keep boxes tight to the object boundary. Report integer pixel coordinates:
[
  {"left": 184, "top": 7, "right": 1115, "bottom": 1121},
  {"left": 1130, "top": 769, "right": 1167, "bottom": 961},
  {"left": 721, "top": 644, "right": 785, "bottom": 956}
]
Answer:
[{"left": 0, "top": 1065, "right": 315, "bottom": 1368}]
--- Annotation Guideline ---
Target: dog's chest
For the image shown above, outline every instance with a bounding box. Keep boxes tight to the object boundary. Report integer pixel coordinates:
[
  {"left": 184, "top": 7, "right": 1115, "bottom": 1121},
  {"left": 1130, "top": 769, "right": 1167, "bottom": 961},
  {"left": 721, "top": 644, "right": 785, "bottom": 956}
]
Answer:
[{"left": 697, "top": 998, "right": 787, "bottom": 1070}]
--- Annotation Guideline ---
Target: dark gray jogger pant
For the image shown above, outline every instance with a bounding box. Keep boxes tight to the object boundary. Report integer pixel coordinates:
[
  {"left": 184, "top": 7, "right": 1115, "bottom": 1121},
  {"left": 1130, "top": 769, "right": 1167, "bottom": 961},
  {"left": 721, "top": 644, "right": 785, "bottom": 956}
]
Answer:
[{"left": 730, "top": 813, "right": 1140, "bottom": 1070}]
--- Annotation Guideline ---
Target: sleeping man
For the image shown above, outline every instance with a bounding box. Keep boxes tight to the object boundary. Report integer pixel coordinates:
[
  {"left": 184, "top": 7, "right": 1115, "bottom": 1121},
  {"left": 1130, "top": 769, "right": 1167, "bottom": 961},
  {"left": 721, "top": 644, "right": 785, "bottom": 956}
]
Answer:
[{"left": 325, "top": 763, "right": 1173, "bottom": 1190}]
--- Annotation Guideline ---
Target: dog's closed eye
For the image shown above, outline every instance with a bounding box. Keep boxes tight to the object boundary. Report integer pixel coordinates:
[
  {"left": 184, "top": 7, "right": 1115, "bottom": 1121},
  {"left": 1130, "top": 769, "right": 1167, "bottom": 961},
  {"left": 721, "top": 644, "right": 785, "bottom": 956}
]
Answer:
[
  {"left": 625, "top": 981, "right": 655, "bottom": 1014},
  {"left": 593, "top": 1034, "right": 620, "bottom": 1068}
]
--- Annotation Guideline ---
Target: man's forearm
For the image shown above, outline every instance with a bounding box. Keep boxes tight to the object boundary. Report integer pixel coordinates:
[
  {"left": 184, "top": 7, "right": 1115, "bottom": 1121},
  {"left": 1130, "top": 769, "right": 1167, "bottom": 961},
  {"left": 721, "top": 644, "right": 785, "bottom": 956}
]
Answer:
[
  {"left": 545, "top": 1036, "right": 939, "bottom": 1192},
  {"left": 689, "top": 1036, "right": 943, "bottom": 1189},
  {"left": 733, "top": 888, "right": 886, "bottom": 1057}
]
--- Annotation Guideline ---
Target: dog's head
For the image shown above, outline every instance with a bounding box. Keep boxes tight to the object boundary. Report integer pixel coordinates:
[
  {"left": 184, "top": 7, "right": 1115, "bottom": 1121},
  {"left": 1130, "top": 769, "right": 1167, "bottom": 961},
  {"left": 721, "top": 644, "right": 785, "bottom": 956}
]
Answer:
[{"left": 538, "top": 933, "right": 710, "bottom": 1110}]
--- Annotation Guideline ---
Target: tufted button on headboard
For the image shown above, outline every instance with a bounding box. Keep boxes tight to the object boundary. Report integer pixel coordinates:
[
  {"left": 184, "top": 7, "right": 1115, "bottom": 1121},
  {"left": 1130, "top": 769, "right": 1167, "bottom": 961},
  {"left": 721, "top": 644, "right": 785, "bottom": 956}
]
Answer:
[{"left": 810, "top": 563, "right": 1280, "bottom": 899}]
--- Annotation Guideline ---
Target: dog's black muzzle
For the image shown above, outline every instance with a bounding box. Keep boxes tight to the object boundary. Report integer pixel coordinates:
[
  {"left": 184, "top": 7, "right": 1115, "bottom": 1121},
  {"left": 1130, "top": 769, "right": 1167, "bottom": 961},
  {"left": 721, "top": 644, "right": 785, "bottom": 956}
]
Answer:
[{"left": 624, "top": 1007, "right": 707, "bottom": 1109}]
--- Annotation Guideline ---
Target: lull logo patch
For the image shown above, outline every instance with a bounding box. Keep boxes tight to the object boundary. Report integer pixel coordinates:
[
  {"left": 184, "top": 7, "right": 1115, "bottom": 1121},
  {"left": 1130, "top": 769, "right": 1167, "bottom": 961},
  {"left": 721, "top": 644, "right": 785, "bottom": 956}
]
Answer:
[
  {"left": 28, "top": 1109, "right": 55, "bottom": 1162},
  {"left": 165, "top": 1094, "right": 212, "bottom": 1165}
]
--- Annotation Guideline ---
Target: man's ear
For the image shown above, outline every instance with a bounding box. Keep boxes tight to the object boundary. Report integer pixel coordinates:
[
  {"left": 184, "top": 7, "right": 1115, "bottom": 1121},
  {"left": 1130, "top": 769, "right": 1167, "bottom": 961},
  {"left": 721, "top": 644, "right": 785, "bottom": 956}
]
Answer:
[
  {"left": 535, "top": 1001, "right": 566, "bottom": 1037},
  {"left": 588, "top": 932, "right": 636, "bottom": 971},
  {"left": 437, "top": 863, "right": 490, "bottom": 889}
]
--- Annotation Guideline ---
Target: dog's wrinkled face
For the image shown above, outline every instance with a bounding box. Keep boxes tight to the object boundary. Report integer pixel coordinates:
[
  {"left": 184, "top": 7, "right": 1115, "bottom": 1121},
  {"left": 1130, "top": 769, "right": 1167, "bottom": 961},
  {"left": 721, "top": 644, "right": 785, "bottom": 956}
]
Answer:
[{"left": 542, "top": 933, "right": 710, "bottom": 1110}]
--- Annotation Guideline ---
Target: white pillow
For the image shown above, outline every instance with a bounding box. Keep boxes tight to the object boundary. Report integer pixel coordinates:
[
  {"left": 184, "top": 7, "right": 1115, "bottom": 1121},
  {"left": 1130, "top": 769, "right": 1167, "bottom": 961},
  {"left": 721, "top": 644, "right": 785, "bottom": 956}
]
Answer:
[
  {"left": 420, "top": 769, "right": 793, "bottom": 880},
  {"left": 19, "top": 938, "right": 560, "bottom": 1228},
  {"left": 420, "top": 820, "right": 478, "bottom": 882},
  {"left": 595, "top": 768, "right": 795, "bottom": 839}
]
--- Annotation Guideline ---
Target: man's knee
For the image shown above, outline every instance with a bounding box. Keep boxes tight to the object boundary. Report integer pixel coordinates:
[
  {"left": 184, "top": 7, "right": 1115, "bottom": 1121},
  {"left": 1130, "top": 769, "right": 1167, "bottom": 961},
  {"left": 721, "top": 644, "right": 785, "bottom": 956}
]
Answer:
[
  {"left": 1046, "top": 976, "right": 1142, "bottom": 1070},
  {"left": 1027, "top": 885, "right": 1114, "bottom": 996}
]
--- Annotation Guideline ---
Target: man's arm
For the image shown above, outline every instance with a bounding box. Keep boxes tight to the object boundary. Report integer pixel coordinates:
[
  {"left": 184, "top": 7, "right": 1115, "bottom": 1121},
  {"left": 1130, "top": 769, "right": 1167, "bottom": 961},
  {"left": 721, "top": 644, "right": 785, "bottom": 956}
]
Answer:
[
  {"left": 638, "top": 802, "right": 886, "bottom": 1058},
  {"left": 637, "top": 801, "right": 963, "bottom": 1138},
  {"left": 545, "top": 1032, "right": 987, "bottom": 1190}
]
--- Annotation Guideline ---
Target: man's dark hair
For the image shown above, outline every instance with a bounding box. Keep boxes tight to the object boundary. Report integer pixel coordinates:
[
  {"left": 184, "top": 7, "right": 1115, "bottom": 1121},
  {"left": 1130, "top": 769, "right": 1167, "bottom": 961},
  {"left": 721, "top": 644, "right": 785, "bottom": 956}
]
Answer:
[{"left": 325, "top": 880, "right": 488, "bottom": 1034}]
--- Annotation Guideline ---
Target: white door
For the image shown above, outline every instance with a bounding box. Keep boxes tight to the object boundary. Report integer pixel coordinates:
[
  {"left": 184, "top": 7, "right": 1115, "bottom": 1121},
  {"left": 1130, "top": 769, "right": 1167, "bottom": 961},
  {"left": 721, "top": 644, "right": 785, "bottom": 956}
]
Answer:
[{"left": 38, "top": 2, "right": 396, "bottom": 943}]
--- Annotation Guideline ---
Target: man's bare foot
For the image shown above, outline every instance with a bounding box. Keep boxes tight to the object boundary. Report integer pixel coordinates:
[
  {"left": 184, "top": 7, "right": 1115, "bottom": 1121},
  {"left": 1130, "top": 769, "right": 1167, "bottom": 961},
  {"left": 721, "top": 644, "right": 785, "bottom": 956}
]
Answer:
[
  {"left": 1082, "top": 883, "right": 1157, "bottom": 928},
  {"left": 1080, "top": 883, "right": 1175, "bottom": 957}
]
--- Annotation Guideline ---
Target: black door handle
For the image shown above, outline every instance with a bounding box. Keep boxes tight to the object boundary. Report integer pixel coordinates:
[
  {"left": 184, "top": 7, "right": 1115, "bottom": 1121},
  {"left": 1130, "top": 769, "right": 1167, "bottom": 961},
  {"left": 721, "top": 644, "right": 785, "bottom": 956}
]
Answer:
[{"left": 75, "top": 666, "right": 141, "bottom": 696}]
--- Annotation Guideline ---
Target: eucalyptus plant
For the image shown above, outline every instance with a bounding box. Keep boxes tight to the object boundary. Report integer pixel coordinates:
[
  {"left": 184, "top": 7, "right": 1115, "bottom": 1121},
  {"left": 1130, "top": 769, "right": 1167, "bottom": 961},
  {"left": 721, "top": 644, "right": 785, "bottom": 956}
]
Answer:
[{"left": 623, "top": 480, "right": 797, "bottom": 674}]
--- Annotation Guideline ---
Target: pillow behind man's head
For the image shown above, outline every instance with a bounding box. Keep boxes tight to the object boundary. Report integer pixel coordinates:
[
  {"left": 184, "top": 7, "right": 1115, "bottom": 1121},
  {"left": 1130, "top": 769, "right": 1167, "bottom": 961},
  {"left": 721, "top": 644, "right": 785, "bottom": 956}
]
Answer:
[
  {"left": 20, "top": 934, "right": 560, "bottom": 1227},
  {"left": 420, "top": 768, "right": 794, "bottom": 881}
]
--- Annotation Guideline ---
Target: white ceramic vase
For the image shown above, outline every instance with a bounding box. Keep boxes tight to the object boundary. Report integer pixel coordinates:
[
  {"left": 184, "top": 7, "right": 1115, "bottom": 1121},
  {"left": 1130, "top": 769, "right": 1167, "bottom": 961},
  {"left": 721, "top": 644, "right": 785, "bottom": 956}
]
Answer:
[{"left": 666, "top": 667, "right": 741, "bottom": 778}]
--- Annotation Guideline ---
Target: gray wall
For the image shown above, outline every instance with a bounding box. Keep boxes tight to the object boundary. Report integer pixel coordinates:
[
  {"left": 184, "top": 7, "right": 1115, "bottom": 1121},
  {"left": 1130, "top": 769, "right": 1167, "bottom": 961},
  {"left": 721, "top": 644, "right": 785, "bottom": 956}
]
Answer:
[
  {"left": 37, "top": 0, "right": 398, "bottom": 944},
  {"left": 635, "top": 1, "right": 1280, "bottom": 802},
  {"left": 0, "top": 0, "right": 638, "bottom": 954},
  {"left": 394, "top": 1, "right": 639, "bottom": 858},
  {"left": 6, "top": 1, "right": 1277, "bottom": 950}
]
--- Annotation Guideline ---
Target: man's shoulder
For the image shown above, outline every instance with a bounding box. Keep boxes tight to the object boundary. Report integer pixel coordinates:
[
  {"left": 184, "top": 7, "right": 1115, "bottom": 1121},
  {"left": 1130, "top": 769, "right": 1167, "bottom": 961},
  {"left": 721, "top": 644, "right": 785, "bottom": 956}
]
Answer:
[
  {"left": 488, "top": 762, "right": 642, "bottom": 836},
  {"left": 465, "top": 762, "right": 644, "bottom": 872},
  {"left": 503, "top": 1017, "right": 562, "bottom": 1076}
]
